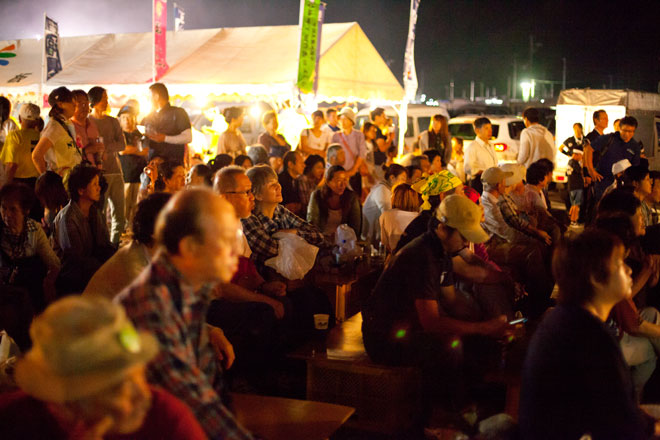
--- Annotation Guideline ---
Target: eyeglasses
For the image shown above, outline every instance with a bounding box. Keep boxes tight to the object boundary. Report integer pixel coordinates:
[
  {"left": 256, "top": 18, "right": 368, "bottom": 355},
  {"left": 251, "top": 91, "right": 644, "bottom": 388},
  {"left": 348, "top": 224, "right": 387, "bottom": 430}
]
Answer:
[{"left": 224, "top": 189, "right": 253, "bottom": 196}]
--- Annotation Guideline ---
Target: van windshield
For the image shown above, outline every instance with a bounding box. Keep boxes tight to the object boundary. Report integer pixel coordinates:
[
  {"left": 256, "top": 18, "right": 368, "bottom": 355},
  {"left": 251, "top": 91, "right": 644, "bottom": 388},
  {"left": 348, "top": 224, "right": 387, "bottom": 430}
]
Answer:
[{"left": 449, "top": 123, "right": 499, "bottom": 140}]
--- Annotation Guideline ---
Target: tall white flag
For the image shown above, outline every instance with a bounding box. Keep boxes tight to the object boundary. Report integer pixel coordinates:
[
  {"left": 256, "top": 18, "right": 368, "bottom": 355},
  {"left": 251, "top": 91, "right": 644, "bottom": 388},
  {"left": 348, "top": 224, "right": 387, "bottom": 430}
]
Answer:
[{"left": 403, "top": 0, "right": 420, "bottom": 101}]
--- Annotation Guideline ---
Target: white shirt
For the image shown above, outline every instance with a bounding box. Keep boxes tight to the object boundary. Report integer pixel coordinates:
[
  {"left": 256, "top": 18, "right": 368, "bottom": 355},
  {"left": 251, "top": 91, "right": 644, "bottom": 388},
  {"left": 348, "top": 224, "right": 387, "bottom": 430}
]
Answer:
[
  {"left": 361, "top": 182, "right": 392, "bottom": 244},
  {"left": 517, "top": 124, "right": 555, "bottom": 168},
  {"left": 237, "top": 224, "right": 252, "bottom": 258},
  {"left": 301, "top": 128, "right": 332, "bottom": 152},
  {"left": 464, "top": 137, "right": 498, "bottom": 179},
  {"left": 379, "top": 209, "right": 419, "bottom": 251}
]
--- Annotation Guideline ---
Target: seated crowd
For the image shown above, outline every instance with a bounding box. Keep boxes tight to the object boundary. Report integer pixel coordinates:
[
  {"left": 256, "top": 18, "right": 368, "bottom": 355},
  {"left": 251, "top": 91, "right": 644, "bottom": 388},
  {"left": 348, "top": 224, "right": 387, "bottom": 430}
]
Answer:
[{"left": 2, "top": 86, "right": 660, "bottom": 439}]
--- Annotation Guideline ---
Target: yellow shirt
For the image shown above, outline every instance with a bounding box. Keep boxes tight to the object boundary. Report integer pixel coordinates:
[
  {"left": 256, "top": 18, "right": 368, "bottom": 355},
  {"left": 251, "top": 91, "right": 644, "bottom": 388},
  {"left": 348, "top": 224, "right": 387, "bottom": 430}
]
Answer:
[
  {"left": 41, "top": 118, "right": 82, "bottom": 174},
  {"left": 0, "top": 127, "right": 40, "bottom": 179}
]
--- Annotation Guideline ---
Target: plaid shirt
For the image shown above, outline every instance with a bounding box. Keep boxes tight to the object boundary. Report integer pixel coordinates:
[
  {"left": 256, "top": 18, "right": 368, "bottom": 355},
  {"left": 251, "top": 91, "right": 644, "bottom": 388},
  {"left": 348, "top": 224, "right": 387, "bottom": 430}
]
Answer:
[
  {"left": 498, "top": 194, "right": 538, "bottom": 239},
  {"left": 241, "top": 204, "right": 325, "bottom": 266},
  {"left": 117, "top": 252, "right": 253, "bottom": 440}
]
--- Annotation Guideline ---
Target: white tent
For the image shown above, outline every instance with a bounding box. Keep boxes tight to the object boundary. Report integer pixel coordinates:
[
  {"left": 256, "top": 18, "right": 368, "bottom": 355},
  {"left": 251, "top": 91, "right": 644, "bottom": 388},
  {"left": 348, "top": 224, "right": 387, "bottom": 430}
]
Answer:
[{"left": 0, "top": 22, "right": 404, "bottom": 103}]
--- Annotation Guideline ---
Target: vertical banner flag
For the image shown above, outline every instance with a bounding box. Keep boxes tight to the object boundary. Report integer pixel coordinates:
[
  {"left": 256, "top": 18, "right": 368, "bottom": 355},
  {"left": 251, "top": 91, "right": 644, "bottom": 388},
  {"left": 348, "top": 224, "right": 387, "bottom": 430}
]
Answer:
[
  {"left": 45, "top": 16, "right": 62, "bottom": 80},
  {"left": 174, "top": 3, "right": 185, "bottom": 32},
  {"left": 153, "top": 0, "right": 169, "bottom": 81},
  {"left": 313, "top": 2, "right": 326, "bottom": 95},
  {"left": 296, "top": 0, "right": 321, "bottom": 94},
  {"left": 403, "top": 0, "right": 420, "bottom": 100}
]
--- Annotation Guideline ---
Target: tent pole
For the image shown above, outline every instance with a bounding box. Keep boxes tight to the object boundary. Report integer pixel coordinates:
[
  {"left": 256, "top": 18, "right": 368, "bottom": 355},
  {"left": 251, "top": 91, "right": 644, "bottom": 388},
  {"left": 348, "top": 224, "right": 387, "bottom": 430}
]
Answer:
[
  {"left": 398, "top": 99, "right": 407, "bottom": 157},
  {"left": 40, "top": 12, "right": 46, "bottom": 108},
  {"left": 152, "top": 0, "right": 156, "bottom": 83}
]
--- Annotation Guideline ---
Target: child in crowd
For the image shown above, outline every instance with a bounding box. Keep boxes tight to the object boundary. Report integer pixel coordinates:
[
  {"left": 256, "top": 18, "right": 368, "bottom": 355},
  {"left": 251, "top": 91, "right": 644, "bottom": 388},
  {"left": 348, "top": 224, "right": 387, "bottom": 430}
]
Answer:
[{"left": 566, "top": 147, "right": 584, "bottom": 225}]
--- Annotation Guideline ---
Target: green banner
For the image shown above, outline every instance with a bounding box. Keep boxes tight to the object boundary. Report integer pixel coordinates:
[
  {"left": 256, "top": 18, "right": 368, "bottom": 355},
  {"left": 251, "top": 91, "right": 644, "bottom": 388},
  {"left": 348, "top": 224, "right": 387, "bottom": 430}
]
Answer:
[{"left": 296, "top": 0, "right": 321, "bottom": 94}]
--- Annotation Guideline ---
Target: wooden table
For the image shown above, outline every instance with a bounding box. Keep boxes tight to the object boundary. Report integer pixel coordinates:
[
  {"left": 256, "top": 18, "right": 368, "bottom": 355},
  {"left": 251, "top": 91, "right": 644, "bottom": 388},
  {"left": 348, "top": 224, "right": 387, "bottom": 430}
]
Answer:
[
  {"left": 311, "top": 259, "right": 383, "bottom": 322},
  {"left": 232, "top": 393, "right": 354, "bottom": 440}
]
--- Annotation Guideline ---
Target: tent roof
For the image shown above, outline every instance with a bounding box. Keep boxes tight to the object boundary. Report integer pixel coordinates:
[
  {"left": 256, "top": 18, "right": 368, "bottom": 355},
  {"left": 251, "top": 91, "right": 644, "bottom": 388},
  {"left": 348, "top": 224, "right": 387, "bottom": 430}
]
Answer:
[
  {"left": 0, "top": 23, "right": 403, "bottom": 102},
  {"left": 557, "top": 88, "right": 660, "bottom": 110}
]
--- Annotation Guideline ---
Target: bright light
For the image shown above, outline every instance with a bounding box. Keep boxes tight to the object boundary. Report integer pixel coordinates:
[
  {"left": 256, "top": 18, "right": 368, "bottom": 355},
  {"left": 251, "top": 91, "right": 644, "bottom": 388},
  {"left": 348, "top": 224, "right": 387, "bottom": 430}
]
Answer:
[
  {"left": 540, "top": 99, "right": 545, "bottom": 104},
  {"left": 425, "top": 99, "right": 439, "bottom": 106},
  {"left": 420, "top": 94, "right": 426, "bottom": 102},
  {"left": 485, "top": 98, "right": 503, "bottom": 105},
  {"left": 277, "top": 108, "right": 309, "bottom": 150},
  {"left": 250, "top": 105, "right": 262, "bottom": 119},
  {"left": 494, "top": 143, "right": 507, "bottom": 152},
  {"left": 521, "top": 81, "right": 533, "bottom": 102}
]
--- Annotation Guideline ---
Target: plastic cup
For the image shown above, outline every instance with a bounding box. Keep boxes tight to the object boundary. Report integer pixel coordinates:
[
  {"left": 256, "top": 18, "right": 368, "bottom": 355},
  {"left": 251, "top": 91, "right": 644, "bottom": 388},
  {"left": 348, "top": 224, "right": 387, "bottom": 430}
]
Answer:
[{"left": 313, "top": 314, "right": 329, "bottom": 330}]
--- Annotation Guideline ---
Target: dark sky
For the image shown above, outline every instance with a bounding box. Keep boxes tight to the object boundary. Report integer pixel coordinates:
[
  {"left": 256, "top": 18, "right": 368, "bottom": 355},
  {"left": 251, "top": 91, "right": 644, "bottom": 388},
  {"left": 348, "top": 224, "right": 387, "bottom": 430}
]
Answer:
[{"left": 1, "top": 0, "right": 658, "bottom": 99}]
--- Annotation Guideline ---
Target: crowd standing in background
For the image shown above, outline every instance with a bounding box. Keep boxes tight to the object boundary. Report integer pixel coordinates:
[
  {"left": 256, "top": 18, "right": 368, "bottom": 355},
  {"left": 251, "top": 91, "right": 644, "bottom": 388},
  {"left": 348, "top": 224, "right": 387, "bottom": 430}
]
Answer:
[{"left": 2, "top": 81, "right": 660, "bottom": 439}]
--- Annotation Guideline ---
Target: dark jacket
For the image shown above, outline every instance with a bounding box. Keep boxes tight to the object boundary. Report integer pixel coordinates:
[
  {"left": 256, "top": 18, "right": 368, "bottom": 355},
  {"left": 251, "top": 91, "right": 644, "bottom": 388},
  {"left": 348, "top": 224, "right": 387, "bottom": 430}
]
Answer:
[{"left": 519, "top": 304, "right": 654, "bottom": 440}]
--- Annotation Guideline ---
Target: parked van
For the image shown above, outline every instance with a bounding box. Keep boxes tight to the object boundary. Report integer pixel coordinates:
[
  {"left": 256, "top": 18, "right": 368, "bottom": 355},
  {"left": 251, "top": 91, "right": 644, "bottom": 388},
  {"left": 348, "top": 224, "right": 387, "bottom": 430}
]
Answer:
[
  {"left": 448, "top": 115, "right": 525, "bottom": 163},
  {"left": 355, "top": 104, "right": 450, "bottom": 151}
]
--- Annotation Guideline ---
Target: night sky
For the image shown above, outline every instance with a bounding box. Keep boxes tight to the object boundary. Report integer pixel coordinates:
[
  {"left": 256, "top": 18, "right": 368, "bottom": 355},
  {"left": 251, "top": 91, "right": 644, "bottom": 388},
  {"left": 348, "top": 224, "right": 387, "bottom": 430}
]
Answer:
[{"left": 1, "top": 0, "right": 658, "bottom": 99}]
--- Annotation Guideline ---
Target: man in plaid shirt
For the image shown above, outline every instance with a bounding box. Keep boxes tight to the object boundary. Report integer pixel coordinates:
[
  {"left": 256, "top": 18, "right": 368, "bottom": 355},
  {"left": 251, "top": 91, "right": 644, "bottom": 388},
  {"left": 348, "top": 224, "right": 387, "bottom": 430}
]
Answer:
[
  {"left": 242, "top": 165, "right": 325, "bottom": 269},
  {"left": 117, "top": 189, "right": 253, "bottom": 440},
  {"left": 479, "top": 166, "right": 554, "bottom": 317}
]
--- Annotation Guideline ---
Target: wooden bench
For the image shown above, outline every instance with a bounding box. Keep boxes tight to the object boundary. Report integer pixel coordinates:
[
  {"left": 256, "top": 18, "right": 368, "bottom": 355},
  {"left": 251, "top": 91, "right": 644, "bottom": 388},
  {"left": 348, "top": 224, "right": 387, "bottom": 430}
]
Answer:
[
  {"left": 290, "top": 313, "right": 422, "bottom": 435},
  {"left": 231, "top": 393, "right": 354, "bottom": 440}
]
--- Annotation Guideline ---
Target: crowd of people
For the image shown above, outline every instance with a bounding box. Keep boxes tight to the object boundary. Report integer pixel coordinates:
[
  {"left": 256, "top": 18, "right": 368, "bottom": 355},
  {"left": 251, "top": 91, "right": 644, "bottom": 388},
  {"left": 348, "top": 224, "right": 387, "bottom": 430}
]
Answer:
[{"left": 1, "top": 84, "right": 660, "bottom": 439}]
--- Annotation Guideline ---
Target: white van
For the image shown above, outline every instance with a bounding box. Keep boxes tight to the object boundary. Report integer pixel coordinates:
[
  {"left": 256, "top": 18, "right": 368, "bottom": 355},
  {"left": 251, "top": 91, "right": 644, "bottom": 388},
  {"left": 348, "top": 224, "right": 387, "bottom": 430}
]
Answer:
[
  {"left": 448, "top": 115, "right": 525, "bottom": 163},
  {"left": 355, "top": 104, "right": 450, "bottom": 151}
]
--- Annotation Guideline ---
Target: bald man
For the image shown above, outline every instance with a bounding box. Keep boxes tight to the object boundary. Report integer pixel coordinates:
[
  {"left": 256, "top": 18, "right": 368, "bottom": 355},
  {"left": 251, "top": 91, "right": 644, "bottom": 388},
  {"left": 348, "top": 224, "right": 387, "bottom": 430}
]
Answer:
[{"left": 117, "top": 188, "right": 253, "bottom": 440}]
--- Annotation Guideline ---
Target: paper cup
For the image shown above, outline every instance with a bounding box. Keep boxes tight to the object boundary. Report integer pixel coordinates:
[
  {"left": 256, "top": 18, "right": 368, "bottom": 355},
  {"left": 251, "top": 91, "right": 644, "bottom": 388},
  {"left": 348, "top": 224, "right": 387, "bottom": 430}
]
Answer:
[{"left": 313, "top": 314, "right": 329, "bottom": 330}]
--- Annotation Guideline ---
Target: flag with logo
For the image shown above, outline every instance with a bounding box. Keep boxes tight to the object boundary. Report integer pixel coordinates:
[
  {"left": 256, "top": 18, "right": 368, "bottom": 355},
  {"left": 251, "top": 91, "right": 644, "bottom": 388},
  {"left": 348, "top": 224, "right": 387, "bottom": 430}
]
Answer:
[
  {"left": 153, "top": 0, "right": 169, "bottom": 80},
  {"left": 403, "top": 0, "right": 420, "bottom": 101},
  {"left": 296, "top": 0, "right": 321, "bottom": 94},
  {"left": 174, "top": 3, "right": 185, "bottom": 32},
  {"left": 45, "top": 16, "right": 62, "bottom": 80}
]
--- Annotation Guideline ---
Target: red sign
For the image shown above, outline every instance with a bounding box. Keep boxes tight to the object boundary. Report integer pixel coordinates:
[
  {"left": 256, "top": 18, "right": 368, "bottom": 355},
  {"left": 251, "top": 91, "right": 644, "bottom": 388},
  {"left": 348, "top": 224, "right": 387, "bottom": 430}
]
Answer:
[{"left": 153, "top": 0, "right": 169, "bottom": 81}]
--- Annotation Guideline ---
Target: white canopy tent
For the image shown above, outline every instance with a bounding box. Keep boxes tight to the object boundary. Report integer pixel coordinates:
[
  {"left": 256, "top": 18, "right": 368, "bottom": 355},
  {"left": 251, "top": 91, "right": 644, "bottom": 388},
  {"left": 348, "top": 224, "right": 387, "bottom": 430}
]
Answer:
[{"left": 0, "top": 22, "right": 404, "bottom": 104}]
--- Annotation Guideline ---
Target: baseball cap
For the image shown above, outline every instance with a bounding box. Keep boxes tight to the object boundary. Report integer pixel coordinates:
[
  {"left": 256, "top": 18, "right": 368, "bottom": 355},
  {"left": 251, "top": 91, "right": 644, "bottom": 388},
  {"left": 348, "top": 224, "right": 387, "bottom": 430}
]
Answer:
[
  {"left": 19, "top": 103, "right": 41, "bottom": 121},
  {"left": 481, "top": 167, "right": 512, "bottom": 186},
  {"left": 117, "top": 104, "right": 138, "bottom": 117},
  {"left": 435, "top": 194, "right": 489, "bottom": 244},
  {"left": 500, "top": 163, "right": 526, "bottom": 186}
]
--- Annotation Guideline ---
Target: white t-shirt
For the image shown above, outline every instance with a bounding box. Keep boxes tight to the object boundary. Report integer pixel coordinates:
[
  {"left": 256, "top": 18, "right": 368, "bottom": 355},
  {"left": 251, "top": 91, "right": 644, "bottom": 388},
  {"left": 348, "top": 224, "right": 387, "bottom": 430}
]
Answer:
[
  {"left": 301, "top": 128, "right": 332, "bottom": 152},
  {"left": 237, "top": 225, "right": 252, "bottom": 258},
  {"left": 379, "top": 209, "right": 419, "bottom": 251},
  {"left": 361, "top": 182, "right": 392, "bottom": 243},
  {"left": 42, "top": 118, "right": 82, "bottom": 173}
]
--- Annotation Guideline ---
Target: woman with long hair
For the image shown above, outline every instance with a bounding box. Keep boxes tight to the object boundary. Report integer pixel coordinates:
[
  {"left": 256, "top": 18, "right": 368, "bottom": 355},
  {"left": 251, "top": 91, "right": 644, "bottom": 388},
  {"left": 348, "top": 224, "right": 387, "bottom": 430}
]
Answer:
[
  {"left": 419, "top": 114, "right": 451, "bottom": 166},
  {"left": 307, "top": 165, "right": 361, "bottom": 239},
  {"left": 297, "top": 154, "right": 325, "bottom": 213}
]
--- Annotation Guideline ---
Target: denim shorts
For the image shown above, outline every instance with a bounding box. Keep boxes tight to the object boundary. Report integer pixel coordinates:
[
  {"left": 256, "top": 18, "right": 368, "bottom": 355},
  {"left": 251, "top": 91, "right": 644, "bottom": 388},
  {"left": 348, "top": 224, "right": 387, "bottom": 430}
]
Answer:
[{"left": 569, "top": 189, "right": 583, "bottom": 207}]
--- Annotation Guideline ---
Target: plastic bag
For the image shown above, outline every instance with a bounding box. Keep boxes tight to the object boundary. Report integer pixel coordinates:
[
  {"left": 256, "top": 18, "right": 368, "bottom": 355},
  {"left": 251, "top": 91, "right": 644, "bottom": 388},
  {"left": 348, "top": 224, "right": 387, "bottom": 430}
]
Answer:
[
  {"left": 265, "top": 232, "right": 319, "bottom": 280},
  {"left": 335, "top": 224, "right": 359, "bottom": 255}
]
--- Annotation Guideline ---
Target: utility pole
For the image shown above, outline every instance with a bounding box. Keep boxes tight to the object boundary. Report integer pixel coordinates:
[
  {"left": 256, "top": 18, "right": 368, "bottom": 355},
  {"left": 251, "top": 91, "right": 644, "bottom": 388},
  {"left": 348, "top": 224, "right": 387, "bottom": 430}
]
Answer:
[
  {"left": 562, "top": 57, "right": 566, "bottom": 90},
  {"left": 450, "top": 79, "right": 454, "bottom": 101},
  {"left": 507, "top": 76, "right": 511, "bottom": 99},
  {"left": 512, "top": 56, "right": 517, "bottom": 100},
  {"left": 470, "top": 81, "right": 475, "bottom": 101}
]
